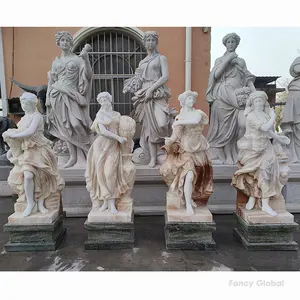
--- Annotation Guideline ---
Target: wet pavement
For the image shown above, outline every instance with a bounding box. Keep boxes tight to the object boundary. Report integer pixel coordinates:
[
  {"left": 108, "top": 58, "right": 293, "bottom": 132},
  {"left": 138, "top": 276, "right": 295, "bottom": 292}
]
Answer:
[{"left": 0, "top": 212, "right": 299, "bottom": 271}]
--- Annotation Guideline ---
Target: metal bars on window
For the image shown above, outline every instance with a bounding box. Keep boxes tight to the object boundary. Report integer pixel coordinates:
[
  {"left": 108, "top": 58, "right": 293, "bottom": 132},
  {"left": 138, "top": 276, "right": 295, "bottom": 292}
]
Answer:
[{"left": 74, "top": 28, "right": 146, "bottom": 120}]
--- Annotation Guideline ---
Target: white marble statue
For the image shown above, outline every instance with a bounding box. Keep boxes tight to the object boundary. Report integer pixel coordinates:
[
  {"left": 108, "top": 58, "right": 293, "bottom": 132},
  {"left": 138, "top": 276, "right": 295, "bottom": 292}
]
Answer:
[
  {"left": 280, "top": 55, "right": 300, "bottom": 162},
  {"left": 2, "top": 93, "right": 65, "bottom": 217},
  {"left": 232, "top": 91, "right": 291, "bottom": 216},
  {"left": 206, "top": 32, "right": 256, "bottom": 165},
  {"left": 160, "top": 91, "right": 214, "bottom": 215},
  {"left": 85, "top": 92, "right": 136, "bottom": 216},
  {"left": 46, "top": 31, "right": 93, "bottom": 169},
  {"left": 123, "top": 31, "right": 176, "bottom": 168}
]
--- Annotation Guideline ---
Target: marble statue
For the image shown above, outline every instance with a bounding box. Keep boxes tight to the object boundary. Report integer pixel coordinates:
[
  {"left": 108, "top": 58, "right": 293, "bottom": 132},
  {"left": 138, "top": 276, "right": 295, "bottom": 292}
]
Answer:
[
  {"left": 0, "top": 116, "right": 16, "bottom": 164},
  {"left": 232, "top": 91, "right": 291, "bottom": 216},
  {"left": 2, "top": 92, "right": 65, "bottom": 217},
  {"left": 206, "top": 32, "right": 256, "bottom": 165},
  {"left": 280, "top": 55, "right": 300, "bottom": 163},
  {"left": 123, "top": 31, "right": 176, "bottom": 168},
  {"left": 46, "top": 31, "right": 93, "bottom": 168},
  {"left": 85, "top": 92, "right": 136, "bottom": 216},
  {"left": 160, "top": 91, "right": 214, "bottom": 215}
]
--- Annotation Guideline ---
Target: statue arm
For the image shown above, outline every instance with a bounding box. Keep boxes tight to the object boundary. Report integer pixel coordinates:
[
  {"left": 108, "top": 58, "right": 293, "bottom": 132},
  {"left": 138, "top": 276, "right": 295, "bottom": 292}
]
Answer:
[
  {"left": 82, "top": 56, "right": 93, "bottom": 81},
  {"left": 242, "top": 60, "right": 256, "bottom": 91},
  {"left": 98, "top": 123, "right": 122, "bottom": 142},
  {"left": 11, "top": 114, "right": 42, "bottom": 139},
  {"left": 259, "top": 111, "right": 276, "bottom": 132},
  {"left": 214, "top": 57, "right": 230, "bottom": 80},
  {"left": 149, "top": 55, "right": 169, "bottom": 92},
  {"left": 174, "top": 111, "right": 202, "bottom": 125}
]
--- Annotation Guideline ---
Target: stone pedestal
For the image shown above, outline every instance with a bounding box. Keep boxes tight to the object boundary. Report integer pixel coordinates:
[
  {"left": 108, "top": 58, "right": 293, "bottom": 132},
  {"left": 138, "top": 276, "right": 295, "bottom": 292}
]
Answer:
[
  {"left": 233, "top": 211, "right": 299, "bottom": 251},
  {"left": 84, "top": 211, "right": 134, "bottom": 250},
  {"left": 3, "top": 211, "right": 66, "bottom": 252},
  {"left": 164, "top": 207, "right": 216, "bottom": 250}
]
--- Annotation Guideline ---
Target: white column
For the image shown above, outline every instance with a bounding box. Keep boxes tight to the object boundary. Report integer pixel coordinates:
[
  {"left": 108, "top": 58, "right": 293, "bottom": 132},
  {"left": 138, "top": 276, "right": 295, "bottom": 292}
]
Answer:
[
  {"left": 0, "top": 27, "right": 7, "bottom": 116},
  {"left": 185, "top": 27, "right": 192, "bottom": 91}
]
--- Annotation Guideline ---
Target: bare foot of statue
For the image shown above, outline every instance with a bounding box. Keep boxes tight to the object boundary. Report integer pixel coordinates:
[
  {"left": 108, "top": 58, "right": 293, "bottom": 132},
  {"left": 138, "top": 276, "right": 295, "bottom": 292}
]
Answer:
[
  {"left": 246, "top": 196, "right": 255, "bottom": 210},
  {"left": 38, "top": 199, "right": 49, "bottom": 214},
  {"left": 148, "top": 159, "right": 156, "bottom": 168},
  {"left": 262, "top": 205, "right": 278, "bottom": 216},
  {"left": 186, "top": 204, "right": 194, "bottom": 215},
  {"left": 92, "top": 200, "right": 100, "bottom": 209},
  {"left": 22, "top": 202, "right": 36, "bottom": 217},
  {"left": 111, "top": 205, "right": 118, "bottom": 215},
  {"left": 100, "top": 201, "right": 108, "bottom": 212},
  {"left": 191, "top": 199, "right": 197, "bottom": 208},
  {"left": 63, "top": 157, "right": 76, "bottom": 169}
]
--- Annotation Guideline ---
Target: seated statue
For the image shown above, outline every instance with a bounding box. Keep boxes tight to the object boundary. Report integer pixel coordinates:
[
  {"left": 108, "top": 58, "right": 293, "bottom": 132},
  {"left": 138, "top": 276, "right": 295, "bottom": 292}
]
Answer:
[
  {"left": 3, "top": 92, "right": 65, "bottom": 217},
  {"left": 160, "top": 91, "right": 213, "bottom": 215},
  {"left": 232, "top": 91, "right": 291, "bottom": 216}
]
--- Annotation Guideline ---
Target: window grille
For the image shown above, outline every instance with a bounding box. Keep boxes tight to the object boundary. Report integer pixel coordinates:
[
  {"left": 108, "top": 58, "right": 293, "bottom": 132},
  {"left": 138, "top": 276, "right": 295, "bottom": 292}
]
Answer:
[{"left": 74, "top": 28, "right": 147, "bottom": 120}]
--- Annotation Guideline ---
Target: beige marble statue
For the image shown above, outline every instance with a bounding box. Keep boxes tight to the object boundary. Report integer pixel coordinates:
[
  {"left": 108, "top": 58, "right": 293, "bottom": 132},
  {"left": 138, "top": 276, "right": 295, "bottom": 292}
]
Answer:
[
  {"left": 85, "top": 92, "right": 136, "bottom": 218},
  {"left": 123, "top": 31, "right": 176, "bottom": 168},
  {"left": 160, "top": 91, "right": 214, "bottom": 216},
  {"left": 3, "top": 93, "right": 65, "bottom": 217},
  {"left": 46, "top": 31, "right": 93, "bottom": 169},
  {"left": 206, "top": 32, "right": 256, "bottom": 165},
  {"left": 232, "top": 91, "right": 291, "bottom": 216},
  {"left": 280, "top": 55, "right": 300, "bottom": 162}
]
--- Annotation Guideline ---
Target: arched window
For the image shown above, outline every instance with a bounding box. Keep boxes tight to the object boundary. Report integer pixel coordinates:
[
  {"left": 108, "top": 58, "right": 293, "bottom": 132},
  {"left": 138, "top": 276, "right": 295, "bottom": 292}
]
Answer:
[{"left": 73, "top": 28, "right": 146, "bottom": 120}]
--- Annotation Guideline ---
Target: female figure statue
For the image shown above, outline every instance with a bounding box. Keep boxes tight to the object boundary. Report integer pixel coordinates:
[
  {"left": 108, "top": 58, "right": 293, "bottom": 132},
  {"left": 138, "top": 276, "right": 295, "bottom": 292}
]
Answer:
[
  {"left": 232, "top": 91, "right": 290, "bottom": 216},
  {"left": 123, "top": 31, "right": 173, "bottom": 168},
  {"left": 85, "top": 92, "right": 136, "bottom": 215},
  {"left": 280, "top": 55, "right": 300, "bottom": 162},
  {"left": 206, "top": 32, "right": 256, "bottom": 164},
  {"left": 46, "top": 31, "right": 93, "bottom": 168},
  {"left": 3, "top": 93, "right": 65, "bottom": 217},
  {"left": 160, "top": 91, "right": 214, "bottom": 215}
]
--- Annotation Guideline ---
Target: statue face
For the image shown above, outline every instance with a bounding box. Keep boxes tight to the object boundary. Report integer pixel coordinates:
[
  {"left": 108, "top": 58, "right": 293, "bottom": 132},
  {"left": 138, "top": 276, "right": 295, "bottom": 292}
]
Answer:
[
  {"left": 225, "top": 37, "right": 237, "bottom": 52},
  {"left": 185, "top": 95, "right": 195, "bottom": 108},
  {"left": 253, "top": 97, "right": 265, "bottom": 111},
  {"left": 144, "top": 36, "right": 157, "bottom": 51},
  {"left": 59, "top": 36, "right": 72, "bottom": 51},
  {"left": 21, "top": 100, "right": 35, "bottom": 113},
  {"left": 99, "top": 97, "right": 112, "bottom": 110}
]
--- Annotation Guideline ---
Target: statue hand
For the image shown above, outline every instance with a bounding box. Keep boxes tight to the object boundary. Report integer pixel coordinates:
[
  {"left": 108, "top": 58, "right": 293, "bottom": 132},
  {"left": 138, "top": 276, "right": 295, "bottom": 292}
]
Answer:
[
  {"left": 79, "top": 50, "right": 89, "bottom": 60},
  {"left": 164, "top": 137, "right": 173, "bottom": 146},
  {"left": 145, "top": 89, "right": 154, "bottom": 101},
  {"left": 118, "top": 137, "right": 127, "bottom": 144},
  {"left": 227, "top": 52, "right": 238, "bottom": 62}
]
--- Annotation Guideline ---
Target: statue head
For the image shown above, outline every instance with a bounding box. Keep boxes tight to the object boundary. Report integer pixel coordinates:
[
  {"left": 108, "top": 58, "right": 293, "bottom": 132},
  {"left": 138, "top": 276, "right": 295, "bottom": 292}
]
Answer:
[
  {"left": 97, "top": 92, "right": 113, "bottom": 110},
  {"left": 245, "top": 91, "right": 271, "bottom": 116},
  {"left": 222, "top": 32, "right": 240, "bottom": 52},
  {"left": 143, "top": 31, "right": 159, "bottom": 51},
  {"left": 20, "top": 92, "right": 38, "bottom": 113},
  {"left": 55, "top": 31, "right": 74, "bottom": 51},
  {"left": 178, "top": 90, "right": 198, "bottom": 108}
]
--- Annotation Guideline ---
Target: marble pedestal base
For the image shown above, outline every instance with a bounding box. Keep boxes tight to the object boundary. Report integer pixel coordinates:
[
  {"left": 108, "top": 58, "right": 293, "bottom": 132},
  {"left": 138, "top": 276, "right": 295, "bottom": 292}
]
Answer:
[
  {"left": 3, "top": 213, "right": 66, "bottom": 252},
  {"left": 164, "top": 207, "right": 216, "bottom": 250},
  {"left": 233, "top": 212, "right": 299, "bottom": 251},
  {"left": 84, "top": 212, "right": 134, "bottom": 250}
]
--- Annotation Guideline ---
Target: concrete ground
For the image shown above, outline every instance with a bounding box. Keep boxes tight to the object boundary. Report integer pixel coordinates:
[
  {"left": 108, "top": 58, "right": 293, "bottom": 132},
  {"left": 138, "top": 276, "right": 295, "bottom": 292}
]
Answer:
[{"left": 0, "top": 208, "right": 300, "bottom": 271}]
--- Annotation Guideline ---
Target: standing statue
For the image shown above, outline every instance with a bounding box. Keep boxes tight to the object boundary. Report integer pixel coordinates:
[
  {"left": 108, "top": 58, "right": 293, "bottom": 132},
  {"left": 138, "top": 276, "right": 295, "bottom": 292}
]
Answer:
[
  {"left": 123, "top": 31, "right": 175, "bottom": 168},
  {"left": 0, "top": 116, "right": 16, "bottom": 155},
  {"left": 2, "top": 93, "right": 65, "bottom": 217},
  {"left": 46, "top": 31, "right": 93, "bottom": 168},
  {"left": 85, "top": 92, "right": 136, "bottom": 215},
  {"left": 280, "top": 55, "right": 300, "bottom": 162},
  {"left": 160, "top": 91, "right": 214, "bottom": 215},
  {"left": 206, "top": 32, "right": 256, "bottom": 165},
  {"left": 232, "top": 91, "right": 290, "bottom": 216}
]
